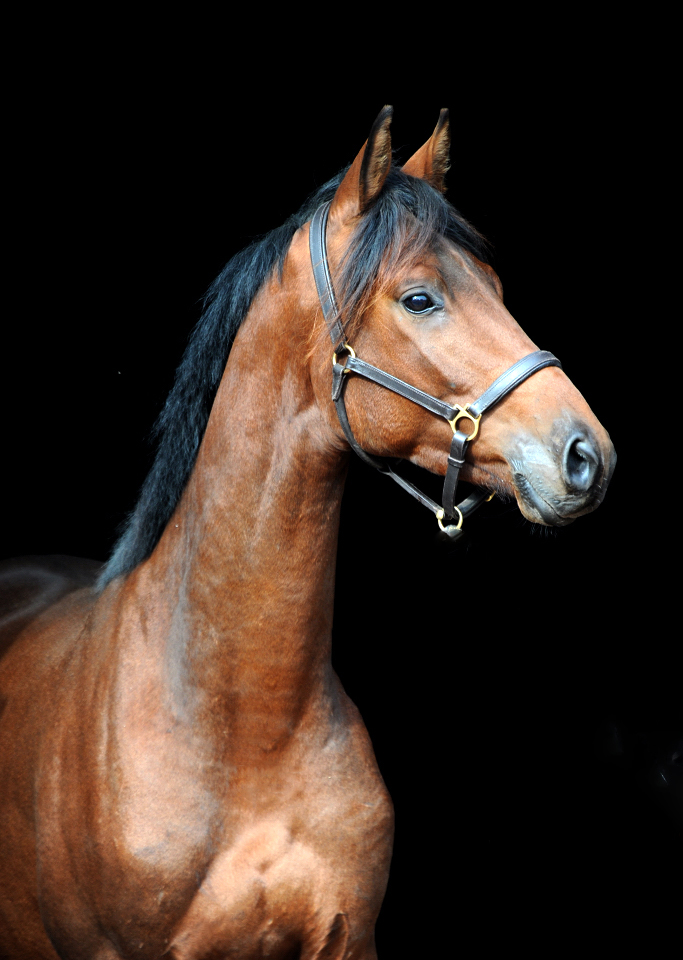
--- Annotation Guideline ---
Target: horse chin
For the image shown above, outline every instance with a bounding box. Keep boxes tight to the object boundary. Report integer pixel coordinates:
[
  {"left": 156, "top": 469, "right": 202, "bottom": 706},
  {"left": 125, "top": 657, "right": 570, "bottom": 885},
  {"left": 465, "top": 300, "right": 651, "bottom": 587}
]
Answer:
[{"left": 512, "top": 472, "right": 577, "bottom": 527}]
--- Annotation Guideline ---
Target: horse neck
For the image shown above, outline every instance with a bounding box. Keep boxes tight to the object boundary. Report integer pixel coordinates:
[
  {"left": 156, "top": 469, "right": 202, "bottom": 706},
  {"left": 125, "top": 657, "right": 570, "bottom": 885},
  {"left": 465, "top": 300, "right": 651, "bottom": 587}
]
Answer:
[{"left": 123, "top": 253, "right": 346, "bottom": 754}]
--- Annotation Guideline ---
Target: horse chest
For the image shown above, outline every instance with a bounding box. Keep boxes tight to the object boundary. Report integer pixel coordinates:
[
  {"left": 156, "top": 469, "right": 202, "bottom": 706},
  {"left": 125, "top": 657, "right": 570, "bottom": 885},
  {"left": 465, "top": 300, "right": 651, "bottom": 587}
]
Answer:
[
  {"left": 168, "top": 801, "right": 388, "bottom": 958},
  {"left": 144, "top": 737, "right": 393, "bottom": 957},
  {"left": 37, "top": 713, "right": 393, "bottom": 959}
]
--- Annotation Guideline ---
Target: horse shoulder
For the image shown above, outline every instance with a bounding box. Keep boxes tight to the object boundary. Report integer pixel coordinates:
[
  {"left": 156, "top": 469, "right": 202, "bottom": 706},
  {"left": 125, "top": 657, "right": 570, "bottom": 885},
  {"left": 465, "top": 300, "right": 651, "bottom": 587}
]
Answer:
[{"left": 0, "top": 558, "right": 102, "bottom": 959}]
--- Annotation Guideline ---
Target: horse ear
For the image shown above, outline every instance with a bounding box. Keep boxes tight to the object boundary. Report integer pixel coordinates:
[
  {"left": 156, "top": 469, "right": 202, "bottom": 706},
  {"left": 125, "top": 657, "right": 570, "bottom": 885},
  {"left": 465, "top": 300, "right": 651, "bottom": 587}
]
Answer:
[
  {"left": 329, "top": 106, "right": 393, "bottom": 223},
  {"left": 402, "top": 108, "right": 450, "bottom": 193}
]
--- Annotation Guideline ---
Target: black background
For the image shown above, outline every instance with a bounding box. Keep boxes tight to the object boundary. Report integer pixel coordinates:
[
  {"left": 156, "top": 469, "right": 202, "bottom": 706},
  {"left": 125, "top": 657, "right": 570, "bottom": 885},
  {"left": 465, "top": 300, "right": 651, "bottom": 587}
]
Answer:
[{"left": 4, "top": 75, "right": 679, "bottom": 955}]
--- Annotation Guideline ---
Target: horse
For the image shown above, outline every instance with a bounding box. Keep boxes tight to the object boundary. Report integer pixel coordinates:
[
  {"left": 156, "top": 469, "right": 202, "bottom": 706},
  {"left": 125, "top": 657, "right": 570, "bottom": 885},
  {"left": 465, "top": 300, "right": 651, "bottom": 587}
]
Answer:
[{"left": 0, "top": 106, "right": 615, "bottom": 959}]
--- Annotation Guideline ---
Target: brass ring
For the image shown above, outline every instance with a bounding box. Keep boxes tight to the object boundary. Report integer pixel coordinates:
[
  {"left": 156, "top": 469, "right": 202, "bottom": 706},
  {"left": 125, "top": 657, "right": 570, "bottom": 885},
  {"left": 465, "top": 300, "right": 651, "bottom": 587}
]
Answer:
[
  {"left": 436, "top": 505, "right": 463, "bottom": 533},
  {"left": 332, "top": 342, "right": 356, "bottom": 368},
  {"left": 448, "top": 404, "right": 481, "bottom": 441}
]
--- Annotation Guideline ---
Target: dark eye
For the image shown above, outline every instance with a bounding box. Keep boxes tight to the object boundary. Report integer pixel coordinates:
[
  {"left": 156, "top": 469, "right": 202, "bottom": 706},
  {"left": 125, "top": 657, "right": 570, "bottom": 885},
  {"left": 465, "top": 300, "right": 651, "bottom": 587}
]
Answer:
[{"left": 402, "top": 292, "right": 435, "bottom": 314}]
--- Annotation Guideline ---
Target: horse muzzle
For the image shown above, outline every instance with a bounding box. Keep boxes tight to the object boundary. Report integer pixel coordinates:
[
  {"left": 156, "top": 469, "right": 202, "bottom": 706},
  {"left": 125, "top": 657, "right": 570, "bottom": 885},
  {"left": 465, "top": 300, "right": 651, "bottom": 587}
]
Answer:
[{"left": 509, "top": 424, "right": 616, "bottom": 526}]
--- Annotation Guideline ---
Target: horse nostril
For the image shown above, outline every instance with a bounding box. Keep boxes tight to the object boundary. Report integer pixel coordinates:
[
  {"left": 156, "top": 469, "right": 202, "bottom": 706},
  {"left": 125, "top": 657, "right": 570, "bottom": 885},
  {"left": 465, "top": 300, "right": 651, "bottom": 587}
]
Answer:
[{"left": 563, "top": 433, "right": 600, "bottom": 493}]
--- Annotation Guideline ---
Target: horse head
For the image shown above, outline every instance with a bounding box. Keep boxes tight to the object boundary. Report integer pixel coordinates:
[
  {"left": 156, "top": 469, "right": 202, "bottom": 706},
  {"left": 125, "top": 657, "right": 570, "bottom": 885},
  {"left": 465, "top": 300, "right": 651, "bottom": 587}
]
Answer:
[{"left": 307, "top": 106, "right": 615, "bottom": 528}]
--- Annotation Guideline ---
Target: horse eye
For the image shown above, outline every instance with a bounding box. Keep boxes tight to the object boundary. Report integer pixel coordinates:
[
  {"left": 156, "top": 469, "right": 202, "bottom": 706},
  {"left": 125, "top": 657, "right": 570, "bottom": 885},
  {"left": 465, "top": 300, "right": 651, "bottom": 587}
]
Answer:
[{"left": 402, "top": 293, "right": 435, "bottom": 314}]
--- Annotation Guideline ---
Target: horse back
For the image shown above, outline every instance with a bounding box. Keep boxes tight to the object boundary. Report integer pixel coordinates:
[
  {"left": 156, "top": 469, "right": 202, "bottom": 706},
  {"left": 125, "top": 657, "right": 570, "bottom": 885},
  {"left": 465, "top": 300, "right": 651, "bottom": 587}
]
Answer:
[{"left": 0, "top": 555, "right": 102, "bottom": 659}]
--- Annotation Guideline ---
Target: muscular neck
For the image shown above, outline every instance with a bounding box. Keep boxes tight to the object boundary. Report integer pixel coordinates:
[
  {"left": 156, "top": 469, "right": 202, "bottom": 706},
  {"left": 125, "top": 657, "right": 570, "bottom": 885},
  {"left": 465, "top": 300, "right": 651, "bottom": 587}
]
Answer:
[{"left": 119, "top": 264, "right": 347, "bottom": 758}]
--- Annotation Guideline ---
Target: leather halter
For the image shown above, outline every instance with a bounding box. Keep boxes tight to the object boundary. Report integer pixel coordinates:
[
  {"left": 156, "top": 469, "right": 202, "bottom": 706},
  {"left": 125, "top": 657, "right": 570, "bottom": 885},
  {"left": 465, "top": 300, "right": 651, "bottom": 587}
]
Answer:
[{"left": 309, "top": 200, "right": 562, "bottom": 538}]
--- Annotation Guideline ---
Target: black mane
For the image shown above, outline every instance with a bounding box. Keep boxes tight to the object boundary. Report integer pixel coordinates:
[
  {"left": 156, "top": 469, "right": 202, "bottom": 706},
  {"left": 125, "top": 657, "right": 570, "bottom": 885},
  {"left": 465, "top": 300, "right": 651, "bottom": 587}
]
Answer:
[{"left": 98, "top": 165, "right": 488, "bottom": 588}]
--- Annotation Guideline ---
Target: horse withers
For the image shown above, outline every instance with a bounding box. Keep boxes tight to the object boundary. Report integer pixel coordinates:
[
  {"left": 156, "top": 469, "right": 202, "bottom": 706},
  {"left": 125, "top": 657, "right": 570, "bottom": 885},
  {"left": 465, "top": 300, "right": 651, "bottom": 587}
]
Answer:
[{"left": 0, "top": 107, "right": 615, "bottom": 959}]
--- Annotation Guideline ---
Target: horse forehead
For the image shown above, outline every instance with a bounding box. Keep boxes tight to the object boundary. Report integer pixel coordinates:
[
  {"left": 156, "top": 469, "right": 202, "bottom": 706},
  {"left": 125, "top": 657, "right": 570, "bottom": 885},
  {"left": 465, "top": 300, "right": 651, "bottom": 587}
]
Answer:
[
  {"left": 387, "top": 239, "right": 493, "bottom": 299},
  {"left": 434, "top": 241, "right": 495, "bottom": 294}
]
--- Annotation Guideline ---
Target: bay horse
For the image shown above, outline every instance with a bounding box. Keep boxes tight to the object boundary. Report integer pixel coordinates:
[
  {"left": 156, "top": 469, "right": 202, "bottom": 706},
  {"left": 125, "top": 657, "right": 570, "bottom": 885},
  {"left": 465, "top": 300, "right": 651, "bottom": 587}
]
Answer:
[{"left": 0, "top": 107, "right": 615, "bottom": 959}]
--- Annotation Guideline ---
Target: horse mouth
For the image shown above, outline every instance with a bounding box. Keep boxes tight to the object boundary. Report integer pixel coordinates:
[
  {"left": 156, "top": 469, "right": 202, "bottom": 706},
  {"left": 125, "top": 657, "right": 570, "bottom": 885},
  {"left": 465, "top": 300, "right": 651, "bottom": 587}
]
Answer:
[{"left": 513, "top": 472, "right": 577, "bottom": 527}]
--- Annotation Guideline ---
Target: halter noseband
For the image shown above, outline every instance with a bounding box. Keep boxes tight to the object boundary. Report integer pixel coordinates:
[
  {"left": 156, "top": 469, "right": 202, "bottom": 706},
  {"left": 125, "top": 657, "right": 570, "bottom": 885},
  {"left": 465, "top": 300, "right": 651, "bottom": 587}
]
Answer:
[{"left": 309, "top": 200, "right": 562, "bottom": 539}]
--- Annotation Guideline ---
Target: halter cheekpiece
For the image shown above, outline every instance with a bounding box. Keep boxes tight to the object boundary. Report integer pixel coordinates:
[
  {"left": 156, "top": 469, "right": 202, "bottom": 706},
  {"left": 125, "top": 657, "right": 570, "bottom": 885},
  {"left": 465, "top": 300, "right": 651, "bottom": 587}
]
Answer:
[{"left": 309, "top": 200, "right": 562, "bottom": 539}]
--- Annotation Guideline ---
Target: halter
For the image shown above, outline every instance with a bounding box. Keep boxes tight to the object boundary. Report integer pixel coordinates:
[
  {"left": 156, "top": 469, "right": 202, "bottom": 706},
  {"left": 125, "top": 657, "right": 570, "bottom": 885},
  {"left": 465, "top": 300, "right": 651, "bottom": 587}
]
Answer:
[{"left": 309, "top": 200, "right": 562, "bottom": 539}]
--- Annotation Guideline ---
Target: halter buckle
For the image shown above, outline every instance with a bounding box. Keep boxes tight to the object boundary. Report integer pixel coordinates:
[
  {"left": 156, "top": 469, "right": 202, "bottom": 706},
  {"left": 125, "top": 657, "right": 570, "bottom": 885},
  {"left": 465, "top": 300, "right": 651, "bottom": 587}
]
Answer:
[{"left": 448, "top": 404, "right": 481, "bottom": 441}]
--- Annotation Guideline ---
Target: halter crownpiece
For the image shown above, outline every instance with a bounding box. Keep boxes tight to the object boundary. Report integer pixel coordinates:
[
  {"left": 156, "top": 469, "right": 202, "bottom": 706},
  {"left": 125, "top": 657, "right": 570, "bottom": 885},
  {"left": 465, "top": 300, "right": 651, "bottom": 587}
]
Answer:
[{"left": 309, "top": 200, "right": 562, "bottom": 538}]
